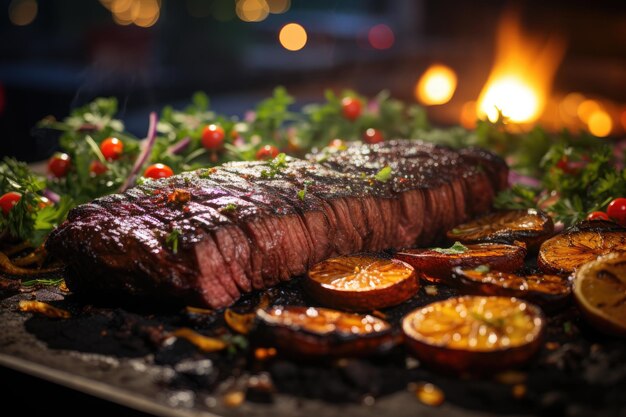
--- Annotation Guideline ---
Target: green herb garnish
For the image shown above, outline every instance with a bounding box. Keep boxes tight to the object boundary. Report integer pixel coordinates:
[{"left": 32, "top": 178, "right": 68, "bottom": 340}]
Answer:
[
  {"left": 166, "top": 228, "right": 182, "bottom": 254},
  {"left": 430, "top": 241, "right": 469, "bottom": 255},
  {"left": 261, "top": 153, "right": 288, "bottom": 178},
  {"left": 374, "top": 166, "right": 393, "bottom": 183},
  {"left": 297, "top": 180, "right": 313, "bottom": 201},
  {"left": 219, "top": 203, "right": 238, "bottom": 213},
  {"left": 21, "top": 278, "right": 64, "bottom": 288}
]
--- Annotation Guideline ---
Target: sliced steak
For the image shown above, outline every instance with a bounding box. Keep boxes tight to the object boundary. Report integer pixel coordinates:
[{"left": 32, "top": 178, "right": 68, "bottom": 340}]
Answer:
[{"left": 46, "top": 140, "right": 508, "bottom": 309}]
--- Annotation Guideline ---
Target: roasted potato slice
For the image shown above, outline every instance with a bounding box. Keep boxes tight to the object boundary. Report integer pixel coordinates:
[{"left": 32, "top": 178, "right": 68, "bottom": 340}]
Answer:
[
  {"left": 538, "top": 220, "right": 626, "bottom": 275},
  {"left": 573, "top": 253, "right": 626, "bottom": 337},
  {"left": 402, "top": 296, "right": 544, "bottom": 373},
  {"left": 447, "top": 209, "right": 554, "bottom": 251},
  {"left": 453, "top": 267, "right": 571, "bottom": 310},
  {"left": 305, "top": 255, "right": 418, "bottom": 311},
  {"left": 395, "top": 243, "right": 525, "bottom": 284},
  {"left": 256, "top": 306, "right": 394, "bottom": 357}
]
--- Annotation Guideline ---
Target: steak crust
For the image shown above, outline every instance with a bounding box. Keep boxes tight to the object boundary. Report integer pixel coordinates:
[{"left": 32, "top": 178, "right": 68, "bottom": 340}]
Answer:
[{"left": 46, "top": 140, "right": 508, "bottom": 308}]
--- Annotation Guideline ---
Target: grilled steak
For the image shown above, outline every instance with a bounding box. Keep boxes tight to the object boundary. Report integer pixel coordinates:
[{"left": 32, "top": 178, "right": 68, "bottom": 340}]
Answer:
[{"left": 46, "top": 140, "right": 508, "bottom": 308}]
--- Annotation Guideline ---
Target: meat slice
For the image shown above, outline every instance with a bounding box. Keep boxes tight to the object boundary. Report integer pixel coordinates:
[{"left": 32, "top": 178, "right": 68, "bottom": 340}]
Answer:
[{"left": 46, "top": 140, "right": 508, "bottom": 308}]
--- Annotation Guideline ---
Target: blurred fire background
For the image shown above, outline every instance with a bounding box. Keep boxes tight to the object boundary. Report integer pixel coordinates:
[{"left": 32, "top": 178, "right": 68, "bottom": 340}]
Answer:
[{"left": 1, "top": 0, "right": 625, "bottom": 161}]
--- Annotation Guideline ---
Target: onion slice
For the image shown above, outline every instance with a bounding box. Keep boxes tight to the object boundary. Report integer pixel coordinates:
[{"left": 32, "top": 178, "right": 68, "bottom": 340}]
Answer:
[{"left": 120, "top": 111, "right": 158, "bottom": 193}]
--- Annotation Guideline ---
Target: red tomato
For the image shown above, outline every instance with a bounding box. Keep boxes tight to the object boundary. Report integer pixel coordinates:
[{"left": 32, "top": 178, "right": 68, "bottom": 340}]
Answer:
[
  {"left": 48, "top": 153, "right": 71, "bottom": 178},
  {"left": 341, "top": 97, "right": 362, "bottom": 121},
  {"left": 201, "top": 124, "right": 225, "bottom": 150},
  {"left": 256, "top": 145, "right": 279, "bottom": 160},
  {"left": 0, "top": 192, "right": 21, "bottom": 216},
  {"left": 363, "top": 128, "right": 384, "bottom": 144},
  {"left": 144, "top": 163, "right": 174, "bottom": 179},
  {"left": 586, "top": 211, "right": 609, "bottom": 221},
  {"left": 607, "top": 198, "right": 626, "bottom": 226},
  {"left": 100, "top": 137, "right": 124, "bottom": 161},
  {"left": 89, "top": 160, "right": 108, "bottom": 176}
]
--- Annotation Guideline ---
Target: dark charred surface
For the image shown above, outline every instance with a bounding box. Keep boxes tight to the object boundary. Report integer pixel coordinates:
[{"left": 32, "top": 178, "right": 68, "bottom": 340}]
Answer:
[{"left": 2, "top": 276, "right": 623, "bottom": 417}]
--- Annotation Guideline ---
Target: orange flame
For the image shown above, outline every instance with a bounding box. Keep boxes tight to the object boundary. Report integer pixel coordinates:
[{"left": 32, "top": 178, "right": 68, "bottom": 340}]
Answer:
[{"left": 477, "top": 12, "right": 565, "bottom": 124}]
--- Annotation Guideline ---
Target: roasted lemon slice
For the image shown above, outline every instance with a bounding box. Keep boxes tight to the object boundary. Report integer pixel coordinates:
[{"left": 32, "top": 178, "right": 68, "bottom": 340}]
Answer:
[
  {"left": 573, "top": 253, "right": 626, "bottom": 337},
  {"left": 447, "top": 209, "right": 554, "bottom": 251},
  {"left": 305, "top": 255, "right": 418, "bottom": 311},
  {"left": 538, "top": 220, "right": 626, "bottom": 275},
  {"left": 454, "top": 268, "right": 571, "bottom": 310},
  {"left": 256, "top": 306, "right": 394, "bottom": 357},
  {"left": 395, "top": 243, "right": 525, "bottom": 284},
  {"left": 402, "top": 296, "right": 544, "bottom": 372}
]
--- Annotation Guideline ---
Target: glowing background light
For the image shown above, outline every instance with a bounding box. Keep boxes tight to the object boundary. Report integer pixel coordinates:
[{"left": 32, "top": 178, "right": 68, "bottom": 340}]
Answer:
[
  {"left": 476, "top": 12, "right": 565, "bottom": 123},
  {"left": 236, "top": 0, "right": 269, "bottom": 22},
  {"left": 9, "top": 0, "right": 38, "bottom": 26},
  {"left": 368, "top": 24, "right": 394, "bottom": 50},
  {"left": 577, "top": 99, "right": 600, "bottom": 123},
  {"left": 415, "top": 64, "right": 458, "bottom": 105},
  {"left": 279, "top": 23, "right": 307, "bottom": 51},
  {"left": 267, "top": 0, "right": 290, "bottom": 14},
  {"left": 587, "top": 110, "right": 612, "bottom": 137}
]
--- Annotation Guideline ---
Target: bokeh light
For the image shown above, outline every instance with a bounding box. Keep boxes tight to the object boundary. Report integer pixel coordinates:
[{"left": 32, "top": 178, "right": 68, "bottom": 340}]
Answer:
[
  {"left": 368, "top": 24, "right": 395, "bottom": 50},
  {"left": 587, "top": 110, "right": 612, "bottom": 137},
  {"left": 9, "top": 0, "right": 38, "bottom": 26},
  {"left": 415, "top": 64, "right": 458, "bottom": 106},
  {"left": 279, "top": 23, "right": 307, "bottom": 51},
  {"left": 267, "top": 0, "right": 290, "bottom": 14},
  {"left": 236, "top": 0, "right": 269, "bottom": 22},
  {"left": 101, "top": 0, "right": 161, "bottom": 27},
  {"left": 559, "top": 92, "right": 585, "bottom": 120},
  {"left": 577, "top": 99, "right": 600, "bottom": 123}
]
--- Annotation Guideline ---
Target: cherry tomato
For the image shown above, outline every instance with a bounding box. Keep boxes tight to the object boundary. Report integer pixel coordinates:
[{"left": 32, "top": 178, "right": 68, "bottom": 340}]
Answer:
[
  {"left": 607, "top": 198, "right": 626, "bottom": 226},
  {"left": 256, "top": 145, "right": 279, "bottom": 160},
  {"left": 48, "top": 153, "right": 71, "bottom": 178},
  {"left": 341, "top": 97, "right": 362, "bottom": 121},
  {"left": 363, "top": 128, "right": 384, "bottom": 144},
  {"left": 100, "top": 137, "right": 124, "bottom": 161},
  {"left": 201, "top": 124, "right": 225, "bottom": 150},
  {"left": 144, "top": 163, "right": 174, "bottom": 179},
  {"left": 89, "top": 160, "right": 108, "bottom": 176},
  {"left": 0, "top": 192, "right": 21, "bottom": 216},
  {"left": 586, "top": 211, "right": 609, "bottom": 221}
]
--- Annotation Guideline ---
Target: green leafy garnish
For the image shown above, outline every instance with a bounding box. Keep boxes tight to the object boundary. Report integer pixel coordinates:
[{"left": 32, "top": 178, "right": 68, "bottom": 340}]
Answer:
[
  {"left": 297, "top": 180, "right": 313, "bottom": 201},
  {"left": 374, "top": 166, "right": 393, "bottom": 183},
  {"left": 260, "top": 153, "right": 288, "bottom": 178},
  {"left": 166, "top": 228, "right": 182, "bottom": 254},
  {"left": 474, "top": 265, "right": 491, "bottom": 273},
  {"left": 220, "top": 203, "right": 238, "bottom": 213},
  {"left": 21, "top": 278, "right": 64, "bottom": 288},
  {"left": 430, "top": 241, "right": 469, "bottom": 255}
]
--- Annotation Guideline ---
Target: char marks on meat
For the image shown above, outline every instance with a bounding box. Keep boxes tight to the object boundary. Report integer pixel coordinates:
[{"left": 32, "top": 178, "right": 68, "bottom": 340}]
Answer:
[{"left": 46, "top": 140, "right": 508, "bottom": 308}]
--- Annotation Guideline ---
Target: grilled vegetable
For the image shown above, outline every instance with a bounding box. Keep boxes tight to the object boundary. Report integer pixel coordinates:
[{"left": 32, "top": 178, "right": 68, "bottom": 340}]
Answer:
[
  {"left": 573, "top": 253, "right": 626, "bottom": 337},
  {"left": 305, "top": 255, "right": 418, "bottom": 311},
  {"left": 447, "top": 209, "right": 554, "bottom": 251},
  {"left": 453, "top": 267, "right": 571, "bottom": 310},
  {"left": 395, "top": 243, "right": 525, "bottom": 284},
  {"left": 255, "top": 306, "right": 394, "bottom": 357},
  {"left": 402, "top": 296, "right": 544, "bottom": 373},
  {"left": 538, "top": 220, "right": 626, "bottom": 275}
]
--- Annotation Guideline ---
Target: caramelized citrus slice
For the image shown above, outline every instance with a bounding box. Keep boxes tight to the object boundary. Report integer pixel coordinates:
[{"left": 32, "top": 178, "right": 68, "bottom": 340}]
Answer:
[
  {"left": 447, "top": 209, "right": 554, "bottom": 251},
  {"left": 305, "top": 255, "right": 418, "bottom": 311},
  {"left": 538, "top": 221, "right": 626, "bottom": 275},
  {"left": 402, "top": 296, "right": 544, "bottom": 372},
  {"left": 395, "top": 243, "right": 525, "bottom": 284},
  {"left": 256, "top": 306, "right": 394, "bottom": 357},
  {"left": 573, "top": 253, "right": 626, "bottom": 337},
  {"left": 454, "top": 267, "right": 571, "bottom": 310}
]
